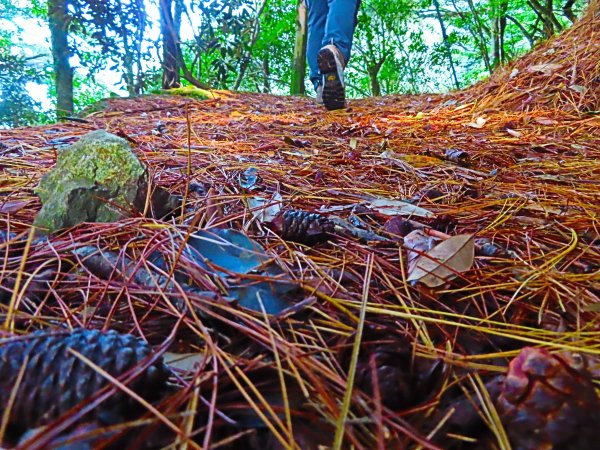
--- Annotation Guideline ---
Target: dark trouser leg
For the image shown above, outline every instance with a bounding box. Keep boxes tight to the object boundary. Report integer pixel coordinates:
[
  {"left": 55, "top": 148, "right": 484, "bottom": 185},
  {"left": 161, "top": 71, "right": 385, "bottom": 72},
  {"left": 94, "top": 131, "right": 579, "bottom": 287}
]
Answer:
[{"left": 306, "top": 0, "right": 328, "bottom": 91}]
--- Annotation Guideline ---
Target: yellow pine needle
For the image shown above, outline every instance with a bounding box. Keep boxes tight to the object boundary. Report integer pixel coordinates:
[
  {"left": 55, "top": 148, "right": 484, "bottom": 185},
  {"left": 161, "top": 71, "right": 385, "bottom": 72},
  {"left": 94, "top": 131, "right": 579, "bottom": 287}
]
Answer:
[{"left": 332, "top": 253, "right": 373, "bottom": 450}]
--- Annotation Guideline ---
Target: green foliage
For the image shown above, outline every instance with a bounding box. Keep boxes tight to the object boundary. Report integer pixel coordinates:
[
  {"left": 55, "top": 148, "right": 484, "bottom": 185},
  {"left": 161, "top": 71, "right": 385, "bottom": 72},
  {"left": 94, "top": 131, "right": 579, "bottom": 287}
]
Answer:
[
  {"left": 0, "top": 0, "right": 592, "bottom": 128},
  {"left": 0, "top": 30, "right": 48, "bottom": 127}
]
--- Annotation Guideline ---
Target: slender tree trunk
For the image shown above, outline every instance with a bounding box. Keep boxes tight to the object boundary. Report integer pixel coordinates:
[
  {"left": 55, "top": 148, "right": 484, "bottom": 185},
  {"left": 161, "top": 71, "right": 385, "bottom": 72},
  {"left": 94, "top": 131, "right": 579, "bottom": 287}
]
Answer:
[
  {"left": 290, "top": 0, "right": 308, "bottom": 95},
  {"left": 48, "top": 0, "right": 73, "bottom": 117},
  {"left": 528, "top": 0, "right": 563, "bottom": 37},
  {"left": 492, "top": 0, "right": 508, "bottom": 68},
  {"left": 367, "top": 56, "right": 386, "bottom": 97},
  {"left": 233, "top": 0, "right": 268, "bottom": 90},
  {"left": 263, "top": 54, "right": 271, "bottom": 93},
  {"left": 432, "top": 0, "right": 460, "bottom": 89},
  {"left": 456, "top": 0, "right": 492, "bottom": 73},
  {"left": 134, "top": 0, "right": 147, "bottom": 94},
  {"left": 506, "top": 14, "right": 535, "bottom": 47},
  {"left": 562, "top": 0, "right": 577, "bottom": 23},
  {"left": 159, "top": 0, "right": 180, "bottom": 89}
]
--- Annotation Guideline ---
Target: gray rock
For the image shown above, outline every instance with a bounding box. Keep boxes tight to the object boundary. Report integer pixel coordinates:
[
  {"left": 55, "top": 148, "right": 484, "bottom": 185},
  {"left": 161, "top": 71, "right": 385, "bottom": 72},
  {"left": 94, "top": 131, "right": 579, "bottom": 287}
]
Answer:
[{"left": 34, "top": 130, "right": 178, "bottom": 234}]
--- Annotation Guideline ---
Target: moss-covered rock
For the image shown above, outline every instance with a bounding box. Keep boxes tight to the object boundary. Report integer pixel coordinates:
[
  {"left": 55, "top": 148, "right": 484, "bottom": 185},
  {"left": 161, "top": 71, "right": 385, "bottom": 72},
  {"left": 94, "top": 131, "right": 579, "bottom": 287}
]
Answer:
[{"left": 34, "top": 130, "right": 178, "bottom": 234}]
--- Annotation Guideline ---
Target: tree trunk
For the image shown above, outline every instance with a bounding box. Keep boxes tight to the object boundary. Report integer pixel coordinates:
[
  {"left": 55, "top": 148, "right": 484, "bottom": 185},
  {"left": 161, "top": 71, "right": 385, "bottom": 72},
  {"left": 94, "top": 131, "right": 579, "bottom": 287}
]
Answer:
[
  {"left": 492, "top": 0, "right": 508, "bottom": 68},
  {"left": 432, "top": 0, "right": 460, "bottom": 89},
  {"left": 159, "top": 0, "right": 180, "bottom": 89},
  {"left": 506, "top": 14, "right": 535, "bottom": 47},
  {"left": 290, "top": 0, "right": 308, "bottom": 95},
  {"left": 48, "top": 0, "right": 73, "bottom": 117},
  {"left": 563, "top": 0, "right": 577, "bottom": 23},
  {"left": 459, "top": 0, "right": 492, "bottom": 73},
  {"left": 367, "top": 56, "right": 386, "bottom": 97},
  {"left": 528, "top": 0, "right": 563, "bottom": 37},
  {"left": 263, "top": 54, "right": 271, "bottom": 93}
]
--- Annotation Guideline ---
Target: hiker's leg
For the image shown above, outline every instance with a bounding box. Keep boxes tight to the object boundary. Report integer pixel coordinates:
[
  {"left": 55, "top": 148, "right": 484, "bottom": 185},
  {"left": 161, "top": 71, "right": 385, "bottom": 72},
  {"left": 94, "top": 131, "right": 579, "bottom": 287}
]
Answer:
[
  {"left": 306, "top": 0, "right": 328, "bottom": 91},
  {"left": 323, "top": 0, "right": 361, "bottom": 63}
]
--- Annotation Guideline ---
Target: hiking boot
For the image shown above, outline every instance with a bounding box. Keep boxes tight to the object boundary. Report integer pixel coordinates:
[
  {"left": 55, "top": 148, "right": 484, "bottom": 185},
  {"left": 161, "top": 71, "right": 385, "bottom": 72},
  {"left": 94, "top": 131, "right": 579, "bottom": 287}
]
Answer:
[{"left": 317, "top": 44, "right": 346, "bottom": 110}]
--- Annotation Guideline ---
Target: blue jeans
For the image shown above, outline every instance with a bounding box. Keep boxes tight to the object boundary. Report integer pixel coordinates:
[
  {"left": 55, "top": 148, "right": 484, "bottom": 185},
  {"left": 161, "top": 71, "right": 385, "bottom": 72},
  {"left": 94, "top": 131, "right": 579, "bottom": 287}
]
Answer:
[{"left": 306, "top": 0, "right": 361, "bottom": 91}]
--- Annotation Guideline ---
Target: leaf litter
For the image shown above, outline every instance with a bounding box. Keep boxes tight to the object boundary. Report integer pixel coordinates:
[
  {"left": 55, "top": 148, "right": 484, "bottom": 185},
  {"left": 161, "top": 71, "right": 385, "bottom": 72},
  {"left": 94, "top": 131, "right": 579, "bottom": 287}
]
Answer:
[{"left": 0, "top": 6, "right": 600, "bottom": 447}]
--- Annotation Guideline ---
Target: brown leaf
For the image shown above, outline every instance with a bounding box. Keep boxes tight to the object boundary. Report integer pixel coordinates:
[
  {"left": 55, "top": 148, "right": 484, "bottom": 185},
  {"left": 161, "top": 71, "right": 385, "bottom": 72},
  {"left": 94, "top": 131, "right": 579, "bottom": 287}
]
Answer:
[
  {"left": 527, "top": 63, "right": 562, "bottom": 76},
  {"left": 534, "top": 117, "right": 559, "bottom": 126},
  {"left": 163, "top": 352, "right": 206, "bottom": 372},
  {"left": 465, "top": 117, "right": 487, "bottom": 129},
  {"left": 406, "top": 234, "right": 475, "bottom": 287},
  {"left": 0, "top": 200, "right": 30, "bottom": 214},
  {"left": 404, "top": 230, "right": 439, "bottom": 274},
  {"left": 368, "top": 198, "right": 435, "bottom": 218}
]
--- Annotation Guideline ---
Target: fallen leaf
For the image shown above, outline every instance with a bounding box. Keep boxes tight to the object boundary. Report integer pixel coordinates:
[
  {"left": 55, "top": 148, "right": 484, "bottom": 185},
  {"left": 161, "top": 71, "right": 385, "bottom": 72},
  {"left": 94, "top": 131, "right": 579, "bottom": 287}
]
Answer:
[
  {"left": 248, "top": 192, "right": 283, "bottom": 223},
  {"left": 534, "top": 117, "right": 559, "bottom": 126},
  {"left": 406, "top": 234, "right": 475, "bottom": 288},
  {"left": 186, "top": 228, "right": 269, "bottom": 275},
  {"left": 283, "top": 136, "right": 310, "bottom": 148},
  {"left": 466, "top": 117, "right": 487, "bottom": 129},
  {"left": 506, "top": 129, "right": 522, "bottom": 138},
  {"left": 404, "top": 230, "right": 439, "bottom": 273},
  {"left": 527, "top": 63, "right": 562, "bottom": 76},
  {"left": 164, "top": 352, "right": 205, "bottom": 372},
  {"left": 444, "top": 148, "right": 470, "bottom": 166},
  {"left": 368, "top": 198, "right": 435, "bottom": 218},
  {"left": 349, "top": 138, "right": 358, "bottom": 150},
  {"left": 569, "top": 84, "right": 586, "bottom": 93},
  {"left": 239, "top": 167, "right": 260, "bottom": 190},
  {"left": 0, "top": 200, "right": 30, "bottom": 214}
]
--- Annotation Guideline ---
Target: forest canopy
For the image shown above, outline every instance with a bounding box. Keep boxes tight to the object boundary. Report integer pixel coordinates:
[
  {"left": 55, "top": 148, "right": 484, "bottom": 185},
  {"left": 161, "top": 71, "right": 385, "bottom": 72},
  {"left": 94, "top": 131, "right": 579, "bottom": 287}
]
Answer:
[{"left": 0, "top": 0, "right": 590, "bottom": 127}]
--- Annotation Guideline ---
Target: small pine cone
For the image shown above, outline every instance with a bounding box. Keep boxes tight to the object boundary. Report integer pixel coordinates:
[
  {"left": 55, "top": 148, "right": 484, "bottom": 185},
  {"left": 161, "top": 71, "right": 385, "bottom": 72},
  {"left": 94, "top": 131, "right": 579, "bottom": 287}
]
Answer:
[
  {"left": 340, "top": 331, "right": 444, "bottom": 410},
  {"left": 270, "top": 210, "right": 334, "bottom": 245},
  {"left": 0, "top": 328, "right": 169, "bottom": 435},
  {"left": 497, "top": 347, "right": 600, "bottom": 450}
]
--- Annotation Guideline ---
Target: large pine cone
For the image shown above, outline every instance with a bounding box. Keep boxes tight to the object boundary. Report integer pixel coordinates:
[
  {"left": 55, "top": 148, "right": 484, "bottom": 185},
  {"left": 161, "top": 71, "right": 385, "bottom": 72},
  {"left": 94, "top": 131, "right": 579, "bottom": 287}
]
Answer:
[
  {"left": 0, "top": 328, "right": 169, "bottom": 435},
  {"left": 497, "top": 347, "right": 600, "bottom": 450},
  {"left": 269, "top": 210, "right": 334, "bottom": 245}
]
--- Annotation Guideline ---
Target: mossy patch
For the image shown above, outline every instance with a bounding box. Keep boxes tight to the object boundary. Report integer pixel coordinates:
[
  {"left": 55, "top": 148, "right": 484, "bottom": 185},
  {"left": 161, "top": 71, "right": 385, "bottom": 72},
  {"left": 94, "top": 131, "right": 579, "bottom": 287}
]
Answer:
[{"left": 157, "top": 86, "right": 218, "bottom": 100}]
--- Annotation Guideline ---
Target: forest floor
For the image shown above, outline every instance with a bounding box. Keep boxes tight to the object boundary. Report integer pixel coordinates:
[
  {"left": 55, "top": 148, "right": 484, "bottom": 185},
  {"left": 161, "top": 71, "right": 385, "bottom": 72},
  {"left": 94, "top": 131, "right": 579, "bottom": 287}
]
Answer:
[{"left": 0, "top": 5, "right": 599, "bottom": 450}]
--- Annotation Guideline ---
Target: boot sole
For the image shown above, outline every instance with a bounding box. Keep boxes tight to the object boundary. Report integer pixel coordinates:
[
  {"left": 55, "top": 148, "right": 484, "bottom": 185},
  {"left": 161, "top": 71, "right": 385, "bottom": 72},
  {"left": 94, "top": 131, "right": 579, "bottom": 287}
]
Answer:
[{"left": 318, "top": 48, "right": 346, "bottom": 110}]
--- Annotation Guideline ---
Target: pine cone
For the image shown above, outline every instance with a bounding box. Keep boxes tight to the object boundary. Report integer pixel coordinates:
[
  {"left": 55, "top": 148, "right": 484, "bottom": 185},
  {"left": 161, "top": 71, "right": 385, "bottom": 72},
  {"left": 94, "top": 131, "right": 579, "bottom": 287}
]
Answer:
[
  {"left": 340, "top": 330, "right": 444, "bottom": 410},
  {"left": 270, "top": 210, "right": 334, "bottom": 245},
  {"left": 0, "top": 328, "right": 169, "bottom": 435},
  {"left": 497, "top": 347, "right": 600, "bottom": 450}
]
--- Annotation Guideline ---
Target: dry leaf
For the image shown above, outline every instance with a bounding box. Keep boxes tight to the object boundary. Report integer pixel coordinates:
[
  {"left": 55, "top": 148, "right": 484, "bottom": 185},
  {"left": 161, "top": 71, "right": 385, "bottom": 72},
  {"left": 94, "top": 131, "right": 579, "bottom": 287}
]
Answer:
[
  {"left": 406, "top": 234, "right": 475, "bottom": 287},
  {"left": 569, "top": 85, "right": 586, "bottom": 93},
  {"left": 506, "top": 129, "right": 522, "bottom": 138},
  {"left": 527, "top": 63, "right": 562, "bottom": 76},
  {"left": 248, "top": 192, "right": 283, "bottom": 223},
  {"left": 368, "top": 198, "right": 435, "bottom": 218},
  {"left": 404, "top": 230, "right": 439, "bottom": 273},
  {"left": 534, "top": 117, "right": 559, "bottom": 126},
  {"left": 163, "top": 352, "right": 205, "bottom": 372},
  {"left": 466, "top": 117, "right": 487, "bottom": 129},
  {"left": 0, "top": 200, "right": 30, "bottom": 214}
]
